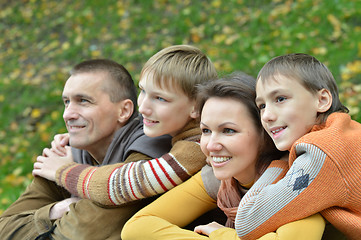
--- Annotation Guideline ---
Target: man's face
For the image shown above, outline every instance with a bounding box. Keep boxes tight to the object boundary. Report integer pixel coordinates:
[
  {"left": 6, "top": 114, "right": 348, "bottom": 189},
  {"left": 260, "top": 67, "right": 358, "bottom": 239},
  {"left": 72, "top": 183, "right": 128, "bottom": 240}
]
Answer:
[
  {"left": 255, "top": 74, "right": 320, "bottom": 151},
  {"left": 62, "top": 71, "right": 123, "bottom": 157}
]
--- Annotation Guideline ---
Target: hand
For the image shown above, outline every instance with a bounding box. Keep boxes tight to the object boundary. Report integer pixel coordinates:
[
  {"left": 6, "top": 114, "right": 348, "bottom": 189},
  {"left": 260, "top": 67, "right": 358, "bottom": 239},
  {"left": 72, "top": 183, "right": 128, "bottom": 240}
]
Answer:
[
  {"left": 33, "top": 146, "right": 73, "bottom": 181},
  {"left": 194, "top": 221, "right": 225, "bottom": 236},
  {"left": 49, "top": 133, "right": 70, "bottom": 156},
  {"left": 49, "top": 197, "right": 81, "bottom": 220}
]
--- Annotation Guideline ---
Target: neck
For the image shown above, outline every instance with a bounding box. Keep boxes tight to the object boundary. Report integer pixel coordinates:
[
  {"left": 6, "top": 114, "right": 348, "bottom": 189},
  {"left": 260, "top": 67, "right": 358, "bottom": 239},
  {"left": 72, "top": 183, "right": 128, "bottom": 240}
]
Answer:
[
  {"left": 88, "top": 149, "right": 107, "bottom": 164},
  {"left": 86, "top": 140, "right": 113, "bottom": 164}
]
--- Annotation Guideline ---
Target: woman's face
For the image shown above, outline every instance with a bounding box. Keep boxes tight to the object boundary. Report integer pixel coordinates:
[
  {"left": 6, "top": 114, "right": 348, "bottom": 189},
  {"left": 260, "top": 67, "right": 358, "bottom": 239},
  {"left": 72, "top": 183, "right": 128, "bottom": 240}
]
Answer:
[{"left": 200, "top": 97, "right": 261, "bottom": 184}]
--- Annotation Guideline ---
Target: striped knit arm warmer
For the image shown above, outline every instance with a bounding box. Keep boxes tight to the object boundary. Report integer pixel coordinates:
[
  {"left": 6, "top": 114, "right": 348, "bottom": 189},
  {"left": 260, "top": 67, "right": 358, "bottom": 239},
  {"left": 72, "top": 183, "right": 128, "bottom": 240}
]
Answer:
[
  {"left": 55, "top": 162, "right": 126, "bottom": 204},
  {"left": 56, "top": 140, "right": 206, "bottom": 205}
]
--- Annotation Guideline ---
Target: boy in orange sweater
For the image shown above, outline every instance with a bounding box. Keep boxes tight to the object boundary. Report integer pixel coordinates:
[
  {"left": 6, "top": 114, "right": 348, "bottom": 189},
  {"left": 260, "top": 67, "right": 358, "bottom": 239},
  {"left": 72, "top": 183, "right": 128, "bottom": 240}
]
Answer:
[{"left": 235, "top": 53, "right": 360, "bottom": 240}]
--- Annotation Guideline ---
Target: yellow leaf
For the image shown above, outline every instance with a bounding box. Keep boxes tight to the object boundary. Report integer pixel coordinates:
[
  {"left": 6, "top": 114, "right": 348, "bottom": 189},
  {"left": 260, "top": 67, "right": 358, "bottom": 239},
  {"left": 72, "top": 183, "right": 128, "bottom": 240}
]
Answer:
[
  {"left": 31, "top": 108, "right": 41, "bottom": 118},
  {"left": 211, "top": 0, "right": 221, "bottom": 8},
  {"left": 91, "top": 50, "right": 101, "bottom": 57},
  {"left": 1, "top": 198, "right": 9, "bottom": 205},
  {"left": 62, "top": 42, "right": 70, "bottom": 50},
  {"left": 0, "top": 94, "right": 4, "bottom": 102},
  {"left": 51, "top": 111, "right": 60, "bottom": 120}
]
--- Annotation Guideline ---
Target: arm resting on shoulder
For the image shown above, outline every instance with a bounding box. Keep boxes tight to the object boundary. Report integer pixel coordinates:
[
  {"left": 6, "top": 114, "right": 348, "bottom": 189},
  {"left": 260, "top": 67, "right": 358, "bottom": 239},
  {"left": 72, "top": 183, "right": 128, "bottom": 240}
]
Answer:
[
  {"left": 207, "top": 214, "right": 325, "bottom": 240},
  {"left": 56, "top": 140, "right": 206, "bottom": 205},
  {"left": 121, "top": 171, "right": 216, "bottom": 240}
]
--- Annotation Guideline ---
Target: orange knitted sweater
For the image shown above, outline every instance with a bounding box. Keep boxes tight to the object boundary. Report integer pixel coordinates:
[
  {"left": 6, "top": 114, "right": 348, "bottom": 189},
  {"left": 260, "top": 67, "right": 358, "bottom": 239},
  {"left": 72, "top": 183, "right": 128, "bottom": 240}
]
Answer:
[{"left": 235, "top": 113, "right": 361, "bottom": 240}]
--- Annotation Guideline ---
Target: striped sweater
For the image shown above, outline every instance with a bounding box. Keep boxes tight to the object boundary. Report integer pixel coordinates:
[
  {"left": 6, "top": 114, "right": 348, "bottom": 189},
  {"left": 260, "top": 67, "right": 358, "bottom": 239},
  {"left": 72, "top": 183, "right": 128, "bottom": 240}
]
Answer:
[
  {"left": 55, "top": 120, "right": 206, "bottom": 205},
  {"left": 235, "top": 113, "right": 361, "bottom": 240}
]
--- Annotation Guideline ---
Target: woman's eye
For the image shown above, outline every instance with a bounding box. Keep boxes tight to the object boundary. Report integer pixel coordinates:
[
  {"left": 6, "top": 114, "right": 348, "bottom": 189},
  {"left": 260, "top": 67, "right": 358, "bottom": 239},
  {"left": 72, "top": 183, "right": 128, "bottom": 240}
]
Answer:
[
  {"left": 223, "top": 128, "right": 236, "bottom": 134},
  {"left": 201, "top": 128, "right": 211, "bottom": 134}
]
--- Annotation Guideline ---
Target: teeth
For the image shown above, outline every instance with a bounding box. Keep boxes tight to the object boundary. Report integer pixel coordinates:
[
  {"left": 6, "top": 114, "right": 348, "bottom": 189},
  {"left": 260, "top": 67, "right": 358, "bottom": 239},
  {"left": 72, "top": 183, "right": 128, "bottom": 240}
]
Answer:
[
  {"left": 212, "top": 156, "right": 231, "bottom": 163},
  {"left": 272, "top": 127, "right": 285, "bottom": 134},
  {"left": 145, "top": 119, "right": 157, "bottom": 123}
]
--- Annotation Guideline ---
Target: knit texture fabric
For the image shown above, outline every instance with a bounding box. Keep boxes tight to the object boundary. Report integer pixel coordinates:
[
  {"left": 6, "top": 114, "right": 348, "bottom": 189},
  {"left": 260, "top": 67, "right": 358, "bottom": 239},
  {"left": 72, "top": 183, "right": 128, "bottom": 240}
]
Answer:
[
  {"left": 55, "top": 119, "right": 206, "bottom": 205},
  {"left": 235, "top": 113, "right": 361, "bottom": 240}
]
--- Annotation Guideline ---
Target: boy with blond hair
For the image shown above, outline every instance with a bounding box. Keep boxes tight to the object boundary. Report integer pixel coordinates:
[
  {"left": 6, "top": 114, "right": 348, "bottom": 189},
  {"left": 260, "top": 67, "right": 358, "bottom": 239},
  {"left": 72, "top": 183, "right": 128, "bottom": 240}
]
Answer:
[
  {"left": 236, "top": 53, "right": 360, "bottom": 240},
  {"left": 33, "top": 45, "right": 217, "bottom": 206}
]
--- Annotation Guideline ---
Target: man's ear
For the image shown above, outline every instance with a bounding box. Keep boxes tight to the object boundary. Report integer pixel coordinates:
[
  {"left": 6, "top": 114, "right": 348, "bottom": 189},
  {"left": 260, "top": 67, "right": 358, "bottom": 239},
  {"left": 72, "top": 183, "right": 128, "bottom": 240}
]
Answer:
[
  {"left": 317, "top": 88, "right": 332, "bottom": 113},
  {"left": 118, "top": 99, "right": 134, "bottom": 124}
]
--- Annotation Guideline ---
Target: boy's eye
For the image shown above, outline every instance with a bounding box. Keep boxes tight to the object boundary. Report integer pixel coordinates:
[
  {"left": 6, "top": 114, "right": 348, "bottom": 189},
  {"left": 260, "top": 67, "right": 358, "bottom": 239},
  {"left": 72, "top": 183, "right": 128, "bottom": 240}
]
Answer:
[
  {"left": 156, "top": 96, "right": 167, "bottom": 102},
  {"left": 276, "top": 96, "right": 286, "bottom": 103},
  {"left": 258, "top": 103, "right": 265, "bottom": 110}
]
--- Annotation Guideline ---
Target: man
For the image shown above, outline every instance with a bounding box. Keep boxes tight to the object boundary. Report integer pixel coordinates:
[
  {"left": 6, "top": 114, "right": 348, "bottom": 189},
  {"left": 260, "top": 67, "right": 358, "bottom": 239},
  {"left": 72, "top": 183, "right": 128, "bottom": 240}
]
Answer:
[{"left": 0, "top": 59, "right": 171, "bottom": 239}]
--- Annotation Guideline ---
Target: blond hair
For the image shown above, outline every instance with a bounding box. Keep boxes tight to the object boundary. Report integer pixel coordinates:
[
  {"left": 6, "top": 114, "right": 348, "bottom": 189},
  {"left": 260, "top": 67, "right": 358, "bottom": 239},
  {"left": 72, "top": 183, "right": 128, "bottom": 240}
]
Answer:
[{"left": 140, "top": 45, "right": 217, "bottom": 99}]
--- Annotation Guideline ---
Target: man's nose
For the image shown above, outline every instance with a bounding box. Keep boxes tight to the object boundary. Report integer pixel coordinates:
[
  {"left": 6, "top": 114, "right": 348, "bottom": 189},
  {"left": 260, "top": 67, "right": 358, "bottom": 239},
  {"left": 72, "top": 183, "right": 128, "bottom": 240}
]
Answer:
[{"left": 63, "top": 103, "right": 79, "bottom": 121}]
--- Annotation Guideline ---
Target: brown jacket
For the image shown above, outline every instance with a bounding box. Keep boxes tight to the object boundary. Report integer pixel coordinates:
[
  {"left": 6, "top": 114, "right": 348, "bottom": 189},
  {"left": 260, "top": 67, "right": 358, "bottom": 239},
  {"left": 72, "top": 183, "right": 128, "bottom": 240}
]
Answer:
[{"left": 0, "top": 116, "right": 171, "bottom": 240}]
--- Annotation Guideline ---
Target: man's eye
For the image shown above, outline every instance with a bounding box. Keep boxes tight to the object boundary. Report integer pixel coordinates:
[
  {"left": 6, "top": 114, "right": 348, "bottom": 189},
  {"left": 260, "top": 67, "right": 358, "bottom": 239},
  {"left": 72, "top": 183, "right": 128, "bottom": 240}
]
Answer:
[{"left": 63, "top": 99, "right": 70, "bottom": 105}]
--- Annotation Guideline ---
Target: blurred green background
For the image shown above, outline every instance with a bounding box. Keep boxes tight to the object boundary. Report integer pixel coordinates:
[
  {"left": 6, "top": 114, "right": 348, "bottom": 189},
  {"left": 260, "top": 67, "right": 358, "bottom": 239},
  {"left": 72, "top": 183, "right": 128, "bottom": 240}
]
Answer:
[{"left": 1, "top": 0, "right": 360, "bottom": 213}]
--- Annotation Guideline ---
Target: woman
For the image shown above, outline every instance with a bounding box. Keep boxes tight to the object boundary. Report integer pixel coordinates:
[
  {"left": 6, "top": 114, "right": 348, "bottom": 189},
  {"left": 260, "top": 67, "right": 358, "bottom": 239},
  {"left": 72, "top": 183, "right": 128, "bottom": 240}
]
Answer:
[{"left": 121, "top": 72, "right": 325, "bottom": 239}]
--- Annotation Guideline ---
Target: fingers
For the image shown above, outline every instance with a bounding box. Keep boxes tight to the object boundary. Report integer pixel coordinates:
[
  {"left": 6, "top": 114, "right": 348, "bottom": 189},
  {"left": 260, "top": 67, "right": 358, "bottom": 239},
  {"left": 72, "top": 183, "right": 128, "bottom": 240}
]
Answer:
[
  {"left": 56, "top": 133, "right": 70, "bottom": 147},
  {"left": 51, "top": 140, "right": 67, "bottom": 156},
  {"left": 42, "top": 148, "right": 54, "bottom": 157},
  {"left": 65, "top": 145, "right": 72, "bottom": 156},
  {"left": 32, "top": 161, "right": 43, "bottom": 176}
]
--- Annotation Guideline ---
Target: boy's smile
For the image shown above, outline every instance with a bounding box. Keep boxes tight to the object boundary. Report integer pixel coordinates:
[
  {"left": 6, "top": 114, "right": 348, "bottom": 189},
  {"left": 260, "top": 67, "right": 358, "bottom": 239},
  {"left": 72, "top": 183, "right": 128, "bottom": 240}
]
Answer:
[
  {"left": 255, "top": 74, "right": 321, "bottom": 151},
  {"left": 137, "top": 73, "right": 196, "bottom": 137}
]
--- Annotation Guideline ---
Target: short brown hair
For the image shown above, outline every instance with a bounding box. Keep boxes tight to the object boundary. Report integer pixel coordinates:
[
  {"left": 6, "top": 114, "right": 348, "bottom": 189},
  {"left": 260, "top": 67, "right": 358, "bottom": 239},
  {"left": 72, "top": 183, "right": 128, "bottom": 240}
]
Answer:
[
  {"left": 71, "top": 59, "right": 138, "bottom": 119},
  {"left": 257, "top": 53, "right": 348, "bottom": 123}
]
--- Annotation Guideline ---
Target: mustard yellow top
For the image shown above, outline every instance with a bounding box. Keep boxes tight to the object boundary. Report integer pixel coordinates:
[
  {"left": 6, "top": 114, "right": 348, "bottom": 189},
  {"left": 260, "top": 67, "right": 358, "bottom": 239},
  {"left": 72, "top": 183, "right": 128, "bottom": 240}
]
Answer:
[{"left": 121, "top": 171, "right": 325, "bottom": 240}]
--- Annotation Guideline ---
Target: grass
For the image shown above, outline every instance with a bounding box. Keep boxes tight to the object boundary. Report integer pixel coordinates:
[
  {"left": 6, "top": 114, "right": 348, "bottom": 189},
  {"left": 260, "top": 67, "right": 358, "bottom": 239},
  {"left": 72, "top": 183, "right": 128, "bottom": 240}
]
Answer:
[{"left": 0, "top": 0, "right": 360, "bottom": 213}]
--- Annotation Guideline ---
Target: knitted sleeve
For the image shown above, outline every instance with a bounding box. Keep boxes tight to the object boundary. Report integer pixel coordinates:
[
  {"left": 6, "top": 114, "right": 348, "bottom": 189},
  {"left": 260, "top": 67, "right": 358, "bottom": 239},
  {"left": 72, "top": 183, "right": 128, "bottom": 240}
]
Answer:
[
  {"left": 235, "top": 143, "right": 345, "bottom": 240},
  {"left": 121, "top": 171, "right": 216, "bottom": 240},
  {"left": 55, "top": 139, "right": 206, "bottom": 205}
]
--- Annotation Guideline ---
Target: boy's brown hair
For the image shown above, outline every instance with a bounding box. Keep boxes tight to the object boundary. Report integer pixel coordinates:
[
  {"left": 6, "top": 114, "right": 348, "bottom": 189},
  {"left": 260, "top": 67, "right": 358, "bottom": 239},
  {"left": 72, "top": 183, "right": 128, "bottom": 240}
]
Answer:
[
  {"left": 140, "top": 45, "right": 218, "bottom": 100},
  {"left": 256, "top": 53, "right": 348, "bottom": 123}
]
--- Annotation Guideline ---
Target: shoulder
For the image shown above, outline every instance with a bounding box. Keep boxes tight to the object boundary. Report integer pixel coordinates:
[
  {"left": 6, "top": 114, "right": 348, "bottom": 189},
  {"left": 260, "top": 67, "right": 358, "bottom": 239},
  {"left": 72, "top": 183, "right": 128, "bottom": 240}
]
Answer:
[
  {"left": 295, "top": 113, "right": 361, "bottom": 149},
  {"left": 201, "top": 165, "right": 221, "bottom": 200},
  {"left": 128, "top": 134, "right": 172, "bottom": 159}
]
